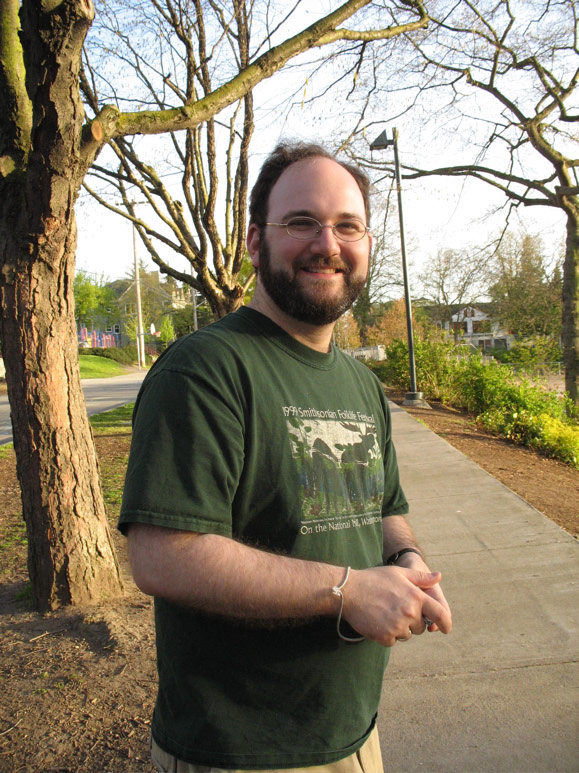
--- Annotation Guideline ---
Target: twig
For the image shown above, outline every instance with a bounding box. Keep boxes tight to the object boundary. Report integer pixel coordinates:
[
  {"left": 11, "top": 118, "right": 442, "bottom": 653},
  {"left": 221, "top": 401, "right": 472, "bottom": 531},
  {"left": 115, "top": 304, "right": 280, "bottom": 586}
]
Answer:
[
  {"left": 0, "top": 719, "right": 22, "bottom": 737},
  {"left": 29, "top": 628, "right": 66, "bottom": 643}
]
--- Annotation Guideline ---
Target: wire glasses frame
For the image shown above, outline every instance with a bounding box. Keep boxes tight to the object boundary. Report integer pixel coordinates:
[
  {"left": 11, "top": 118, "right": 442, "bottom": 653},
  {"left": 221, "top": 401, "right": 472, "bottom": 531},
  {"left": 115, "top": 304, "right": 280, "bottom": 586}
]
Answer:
[{"left": 265, "top": 216, "right": 370, "bottom": 243}]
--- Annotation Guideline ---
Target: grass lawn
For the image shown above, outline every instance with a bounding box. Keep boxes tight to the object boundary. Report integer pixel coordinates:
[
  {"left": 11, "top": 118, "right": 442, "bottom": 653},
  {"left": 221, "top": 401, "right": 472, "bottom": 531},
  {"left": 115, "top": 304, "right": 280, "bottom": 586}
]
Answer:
[
  {"left": 89, "top": 402, "right": 134, "bottom": 434},
  {"left": 79, "top": 355, "right": 128, "bottom": 379}
]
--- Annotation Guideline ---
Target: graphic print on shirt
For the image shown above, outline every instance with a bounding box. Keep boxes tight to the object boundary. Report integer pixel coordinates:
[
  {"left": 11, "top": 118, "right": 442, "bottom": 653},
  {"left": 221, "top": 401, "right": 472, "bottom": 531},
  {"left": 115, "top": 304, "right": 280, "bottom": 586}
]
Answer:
[{"left": 284, "top": 407, "right": 385, "bottom": 526}]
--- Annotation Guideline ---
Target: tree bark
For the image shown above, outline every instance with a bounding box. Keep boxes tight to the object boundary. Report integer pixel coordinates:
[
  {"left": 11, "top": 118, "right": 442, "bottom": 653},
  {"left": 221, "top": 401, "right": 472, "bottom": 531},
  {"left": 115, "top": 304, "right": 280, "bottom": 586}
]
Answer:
[
  {"left": 0, "top": 0, "right": 123, "bottom": 610},
  {"left": 1, "top": 209, "right": 123, "bottom": 610}
]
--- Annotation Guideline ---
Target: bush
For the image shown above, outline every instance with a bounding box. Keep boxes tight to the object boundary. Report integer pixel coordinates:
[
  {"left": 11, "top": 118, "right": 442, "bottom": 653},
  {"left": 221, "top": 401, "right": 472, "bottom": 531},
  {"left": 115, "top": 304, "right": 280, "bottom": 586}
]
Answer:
[
  {"left": 366, "top": 337, "right": 578, "bottom": 467},
  {"left": 535, "top": 414, "right": 579, "bottom": 468},
  {"left": 491, "top": 337, "right": 562, "bottom": 368},
  {"left": 78, "top": 345, "right": 151, "bottom": 365}
]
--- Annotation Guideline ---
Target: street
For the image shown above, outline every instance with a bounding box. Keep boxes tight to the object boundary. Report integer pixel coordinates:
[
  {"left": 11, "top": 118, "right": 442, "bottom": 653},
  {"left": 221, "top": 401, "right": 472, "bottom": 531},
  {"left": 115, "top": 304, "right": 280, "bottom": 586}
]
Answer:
[{"left": 0, "top": 370, "right": 146, "bottom": 446}]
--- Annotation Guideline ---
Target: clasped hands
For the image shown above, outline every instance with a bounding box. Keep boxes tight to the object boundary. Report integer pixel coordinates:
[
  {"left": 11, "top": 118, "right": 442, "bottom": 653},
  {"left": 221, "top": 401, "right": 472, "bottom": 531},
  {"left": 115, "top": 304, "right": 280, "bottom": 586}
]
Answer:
[{"left": 340, "top": 563, "right": 452, "bottom": 648}]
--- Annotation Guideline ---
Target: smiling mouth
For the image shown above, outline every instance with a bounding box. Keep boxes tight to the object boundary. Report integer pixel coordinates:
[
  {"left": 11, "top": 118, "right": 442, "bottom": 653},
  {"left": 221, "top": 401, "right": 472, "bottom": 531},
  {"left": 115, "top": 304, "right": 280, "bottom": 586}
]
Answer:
[{"left": 300, "top": 265, "right": 347, "bottom": 275}]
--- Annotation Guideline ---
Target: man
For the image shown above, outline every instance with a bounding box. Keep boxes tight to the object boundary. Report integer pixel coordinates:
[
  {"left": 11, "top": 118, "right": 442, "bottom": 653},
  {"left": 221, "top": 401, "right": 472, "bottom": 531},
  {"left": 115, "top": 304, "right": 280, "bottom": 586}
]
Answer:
[{"left": 119, "top": 142, "right": 452, "bottom": 772}]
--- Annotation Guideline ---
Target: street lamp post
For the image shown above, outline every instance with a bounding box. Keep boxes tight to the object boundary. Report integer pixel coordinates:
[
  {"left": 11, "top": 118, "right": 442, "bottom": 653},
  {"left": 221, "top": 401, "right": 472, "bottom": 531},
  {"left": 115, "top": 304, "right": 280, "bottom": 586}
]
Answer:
[{"left": 370, "top": 127, "right": 429, "bottom": 408}]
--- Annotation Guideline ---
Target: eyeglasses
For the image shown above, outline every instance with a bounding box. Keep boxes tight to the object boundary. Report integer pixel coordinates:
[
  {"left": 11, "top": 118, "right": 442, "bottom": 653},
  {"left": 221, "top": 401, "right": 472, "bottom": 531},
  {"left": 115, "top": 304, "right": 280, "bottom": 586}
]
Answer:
[{"left": 265, "top": 216, "right": 370, "bottom": 243}]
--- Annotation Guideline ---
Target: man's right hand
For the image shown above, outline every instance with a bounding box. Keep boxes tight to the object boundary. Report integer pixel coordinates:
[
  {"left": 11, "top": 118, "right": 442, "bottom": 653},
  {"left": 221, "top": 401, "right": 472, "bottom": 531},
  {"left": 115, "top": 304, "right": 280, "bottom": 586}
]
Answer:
[{"left": 341, "top": 565, "right": 452, "bottom": 647}]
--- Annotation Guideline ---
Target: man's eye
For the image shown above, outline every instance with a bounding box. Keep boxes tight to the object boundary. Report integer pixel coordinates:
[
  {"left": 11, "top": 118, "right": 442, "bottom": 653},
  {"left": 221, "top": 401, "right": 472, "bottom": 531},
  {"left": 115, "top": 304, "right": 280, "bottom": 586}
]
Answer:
[
  {"left": 336, "top": 221, "right": 364, "bottom": 234},
  {"left": 289, "top": 218, "right": 316, "bottom": 231}
]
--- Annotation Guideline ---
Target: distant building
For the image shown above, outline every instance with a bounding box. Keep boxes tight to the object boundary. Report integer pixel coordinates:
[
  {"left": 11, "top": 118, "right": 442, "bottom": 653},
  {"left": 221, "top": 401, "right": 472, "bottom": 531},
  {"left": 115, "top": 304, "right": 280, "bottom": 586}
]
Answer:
[
  {"left": 77, "top": 270, "right": 192, "bottom": 348},
  {"left": 443, "top": 305, "right": 513, "bottom": 351},
  {"left": 344, "top": 344, "right": 387, "bottom": 361}
]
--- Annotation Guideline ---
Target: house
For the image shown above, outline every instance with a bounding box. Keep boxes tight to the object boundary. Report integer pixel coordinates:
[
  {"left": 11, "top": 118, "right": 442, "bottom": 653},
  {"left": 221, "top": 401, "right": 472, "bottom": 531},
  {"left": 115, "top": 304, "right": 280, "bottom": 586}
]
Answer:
[
  {"left": 77, "top": 270, "right": 192, "bottom": 349},
  {"left": 442, "top": 304, "right": 513, "bottom": 351},
  {"left": 344, "top": 344, "right": 387, "bottom": 361}
]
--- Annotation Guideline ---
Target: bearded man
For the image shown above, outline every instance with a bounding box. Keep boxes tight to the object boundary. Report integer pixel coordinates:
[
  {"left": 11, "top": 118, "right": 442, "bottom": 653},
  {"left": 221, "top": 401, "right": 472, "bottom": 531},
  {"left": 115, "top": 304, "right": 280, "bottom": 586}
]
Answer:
[{"left": 119, "top": 141, "right": 452, "bottom": 773}]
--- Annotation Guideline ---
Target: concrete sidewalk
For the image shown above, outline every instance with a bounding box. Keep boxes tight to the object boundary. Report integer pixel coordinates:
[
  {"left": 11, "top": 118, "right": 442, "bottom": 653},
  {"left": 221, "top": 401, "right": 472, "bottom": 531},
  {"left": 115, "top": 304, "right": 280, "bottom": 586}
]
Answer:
[{"left": 378, "top": 402, "right": 578, "bottom": 773}]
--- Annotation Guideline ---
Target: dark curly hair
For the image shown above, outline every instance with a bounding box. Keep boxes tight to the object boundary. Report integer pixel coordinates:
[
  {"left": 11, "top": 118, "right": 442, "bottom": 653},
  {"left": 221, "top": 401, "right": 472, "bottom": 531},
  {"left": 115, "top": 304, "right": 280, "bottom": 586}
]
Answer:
[{"left": 249, "top": 141, "right": 371, "bottom": 228}]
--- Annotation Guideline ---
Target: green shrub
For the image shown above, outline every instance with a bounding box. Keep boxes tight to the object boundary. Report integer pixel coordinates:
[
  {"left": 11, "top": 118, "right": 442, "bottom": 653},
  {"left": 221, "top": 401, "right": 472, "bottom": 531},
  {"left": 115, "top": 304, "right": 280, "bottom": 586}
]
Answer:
[
  {"left": 78, "top": 345, "right": 151, "bottom": 365},
  {"left": 366, "top": 337, "right": 578, "bottom": 467},
  {"left": 491, "top": 337, "right": 562, "bottom": 367}
]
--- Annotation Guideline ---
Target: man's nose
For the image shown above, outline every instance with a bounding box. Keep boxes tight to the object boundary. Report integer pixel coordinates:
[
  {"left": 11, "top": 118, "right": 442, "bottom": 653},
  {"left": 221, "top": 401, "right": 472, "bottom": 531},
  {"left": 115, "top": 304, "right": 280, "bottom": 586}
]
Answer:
[{"left": 309, "top": 225, "right": 340, "bottom": 254}]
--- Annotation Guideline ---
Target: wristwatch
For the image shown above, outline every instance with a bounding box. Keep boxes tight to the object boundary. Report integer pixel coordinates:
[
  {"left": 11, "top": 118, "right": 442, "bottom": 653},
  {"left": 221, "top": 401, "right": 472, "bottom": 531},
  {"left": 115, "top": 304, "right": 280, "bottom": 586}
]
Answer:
[{"left": 385, "top": 547, "right": 423, "bottom": 565}]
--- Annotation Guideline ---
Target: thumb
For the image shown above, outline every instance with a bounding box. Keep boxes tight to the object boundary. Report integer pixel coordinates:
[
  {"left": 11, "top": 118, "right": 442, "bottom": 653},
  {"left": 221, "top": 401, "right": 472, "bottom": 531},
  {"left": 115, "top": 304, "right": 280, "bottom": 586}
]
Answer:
[{"left": 407, "top": 570, "right": 442, "bottom": 589}]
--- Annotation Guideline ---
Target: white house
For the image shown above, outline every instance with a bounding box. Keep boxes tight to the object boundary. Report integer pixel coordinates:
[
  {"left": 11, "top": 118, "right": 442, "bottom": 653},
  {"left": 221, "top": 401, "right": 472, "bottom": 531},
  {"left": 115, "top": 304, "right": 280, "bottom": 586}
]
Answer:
[
  {"left": 444, "top": 305, "right": 513, "bottom": 351},
  {"left": 344, "top": 344, "right": 387, "bottom": 361}
]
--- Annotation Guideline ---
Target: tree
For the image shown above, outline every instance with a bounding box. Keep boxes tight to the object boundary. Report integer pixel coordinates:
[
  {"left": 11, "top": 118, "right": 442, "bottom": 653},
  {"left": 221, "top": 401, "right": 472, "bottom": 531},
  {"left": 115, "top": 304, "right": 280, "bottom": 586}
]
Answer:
[
  {"left": 333, "top": 310, "right": 361, "bottom": 350},
  {"left": 0, "top": 0, "right": 429, "bottom": 610},
  {"left": 418, "top": 245, "right": 488, "bottom": 338},
  {"left": 81, "top": 0, "right": 256, "bottom": 319},
  {"left": 488, "top": 232, "right": 562, "bottom": 339},
  {"left": 74, "top": 270, "right": 116, "bottom": 329},
  {"left": 159, "top": 315, "right": 176, "bottom": 350},
  {"left": 352, "top": 0, "right": 578, "bottom": 400},
  {"left": 365, "top": 298, "right": 425, "bottom": 346},
  {"left": 171, "top": 302, "right": 212, "bottom": 337},
  {"left": 354, "top": 193, "right": 410, "bottom": 340}
]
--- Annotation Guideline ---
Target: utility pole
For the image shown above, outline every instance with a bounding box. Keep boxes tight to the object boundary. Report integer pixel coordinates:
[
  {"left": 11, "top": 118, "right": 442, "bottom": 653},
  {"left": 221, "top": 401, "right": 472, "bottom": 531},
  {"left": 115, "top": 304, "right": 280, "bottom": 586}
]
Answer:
[
  {"left": 370, "top": 128, "right": 429, "bottom": 408},
  {"left": 132, "top": 222, "right": 146, "bottom": 369}
]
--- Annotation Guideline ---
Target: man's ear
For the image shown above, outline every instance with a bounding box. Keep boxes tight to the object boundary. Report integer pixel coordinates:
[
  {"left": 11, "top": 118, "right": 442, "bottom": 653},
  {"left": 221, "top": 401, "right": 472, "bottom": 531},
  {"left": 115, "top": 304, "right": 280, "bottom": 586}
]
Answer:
[{"left": 246, "top": 224, "right": 261, "bottom": 269}]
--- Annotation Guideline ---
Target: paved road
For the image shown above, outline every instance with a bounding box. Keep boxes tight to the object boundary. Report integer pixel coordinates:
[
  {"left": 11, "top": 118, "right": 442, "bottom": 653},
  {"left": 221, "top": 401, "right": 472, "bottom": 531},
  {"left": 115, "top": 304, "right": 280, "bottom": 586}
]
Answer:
[{"left": 0, "top": 371, "right": 146, "bottom": 446}]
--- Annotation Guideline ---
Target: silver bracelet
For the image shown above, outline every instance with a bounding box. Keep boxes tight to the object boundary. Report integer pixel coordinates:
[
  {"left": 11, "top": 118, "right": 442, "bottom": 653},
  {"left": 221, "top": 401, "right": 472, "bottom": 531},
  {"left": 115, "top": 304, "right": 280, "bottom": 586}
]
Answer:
[{"left": 331, "top": 567, "right": 365, "bottom": 643}]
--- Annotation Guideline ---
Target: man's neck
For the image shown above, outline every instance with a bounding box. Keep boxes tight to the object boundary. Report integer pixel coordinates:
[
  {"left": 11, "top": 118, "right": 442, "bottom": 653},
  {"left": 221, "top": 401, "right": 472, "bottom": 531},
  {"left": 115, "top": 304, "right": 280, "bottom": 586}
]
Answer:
[{"left": 248, "top": 291, "right": 335, "bottom": 354}]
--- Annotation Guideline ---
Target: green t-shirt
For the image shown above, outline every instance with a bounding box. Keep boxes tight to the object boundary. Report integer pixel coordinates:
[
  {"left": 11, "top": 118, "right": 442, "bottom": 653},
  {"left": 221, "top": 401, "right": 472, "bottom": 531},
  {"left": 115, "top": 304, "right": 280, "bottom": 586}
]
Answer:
[{"left": 119, "top": 307, "right": 408, "bottom": 769}]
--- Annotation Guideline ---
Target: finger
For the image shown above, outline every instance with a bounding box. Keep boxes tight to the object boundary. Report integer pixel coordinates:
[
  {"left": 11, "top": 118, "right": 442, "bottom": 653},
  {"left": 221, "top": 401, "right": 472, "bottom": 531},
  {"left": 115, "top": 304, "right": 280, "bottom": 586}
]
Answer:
[
  {"left": 422, "top": 585, "right": 451, "bottom": 631},
  {"left": 422, "top": 597, "right": 453, "bottom": 634},
  {"left": 406, "top": 570, "right": 442, "bottom": 589},
  {"left": 411, "top": 620, "right": 428, "bottom": 635}
]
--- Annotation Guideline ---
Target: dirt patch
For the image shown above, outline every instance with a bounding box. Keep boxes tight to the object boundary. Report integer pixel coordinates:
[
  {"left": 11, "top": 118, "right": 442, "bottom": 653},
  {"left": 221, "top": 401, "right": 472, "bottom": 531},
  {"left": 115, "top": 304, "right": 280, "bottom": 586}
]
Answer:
[
  {"left": 0, "top": 436, "right": 157, "bottom": 772},
  {"left": 0, "top": 409, "right": 577, "bottom": 771}
]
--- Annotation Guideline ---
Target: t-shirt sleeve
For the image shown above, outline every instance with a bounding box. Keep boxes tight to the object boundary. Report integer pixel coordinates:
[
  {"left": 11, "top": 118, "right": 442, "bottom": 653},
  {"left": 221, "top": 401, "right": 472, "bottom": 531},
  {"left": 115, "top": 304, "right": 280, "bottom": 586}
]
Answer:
[
  {"left": 379, "top": 388, "right": 409, "bottom": 517},
  {"left": 118, "top": 364, "right": 245, "bottom": 536}
]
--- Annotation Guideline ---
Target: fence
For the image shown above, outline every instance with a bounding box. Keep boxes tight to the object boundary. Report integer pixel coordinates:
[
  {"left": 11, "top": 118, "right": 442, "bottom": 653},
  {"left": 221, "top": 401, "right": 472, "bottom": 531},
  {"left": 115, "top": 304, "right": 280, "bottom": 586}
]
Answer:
[{"left": 78, "top": 327, "right": 119, "bottom": 349}]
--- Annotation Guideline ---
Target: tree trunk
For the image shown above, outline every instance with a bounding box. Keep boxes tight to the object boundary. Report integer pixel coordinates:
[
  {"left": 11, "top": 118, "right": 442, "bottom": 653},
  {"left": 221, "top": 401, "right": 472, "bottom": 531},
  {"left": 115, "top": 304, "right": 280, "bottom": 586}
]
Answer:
[
  {"left": 0, "top": 0, "right": 123, "bottom": 611},
  {"left": 562, "top": 213, "right": 579, "bottom": 404},
  {"left": 1, "top": 200, "right": 123, "bottom": 611}
]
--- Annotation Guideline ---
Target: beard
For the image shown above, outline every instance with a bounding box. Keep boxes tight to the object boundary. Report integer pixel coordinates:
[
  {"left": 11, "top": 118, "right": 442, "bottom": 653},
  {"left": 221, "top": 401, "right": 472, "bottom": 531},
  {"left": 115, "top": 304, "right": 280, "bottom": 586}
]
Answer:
[{"left": 257, "top": 239, "right": 368, "bottom": 325}]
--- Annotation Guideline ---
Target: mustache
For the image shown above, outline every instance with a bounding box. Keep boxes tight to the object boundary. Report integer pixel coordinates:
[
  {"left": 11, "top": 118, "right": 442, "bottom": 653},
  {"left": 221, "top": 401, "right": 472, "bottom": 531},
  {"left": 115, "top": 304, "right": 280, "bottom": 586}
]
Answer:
[{"left": 295, "top": 258, "right": 351, "bottom": 273}]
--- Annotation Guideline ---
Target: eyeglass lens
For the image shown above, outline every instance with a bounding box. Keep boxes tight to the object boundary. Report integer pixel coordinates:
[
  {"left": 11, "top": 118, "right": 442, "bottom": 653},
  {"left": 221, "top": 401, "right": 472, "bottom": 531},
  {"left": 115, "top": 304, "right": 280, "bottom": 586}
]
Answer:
[{"left": 286, "top": 217, "right": 367, "bottom": 242}]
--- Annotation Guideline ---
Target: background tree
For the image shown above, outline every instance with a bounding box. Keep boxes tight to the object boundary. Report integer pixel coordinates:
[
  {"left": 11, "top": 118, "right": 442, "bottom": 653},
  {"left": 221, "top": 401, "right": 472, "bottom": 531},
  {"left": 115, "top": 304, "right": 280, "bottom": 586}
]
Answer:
[
  {"left": 365, "top": 298, "right": 426, "bottom": 346},
  {"left": 171, "top": 301, "right": 212, "bottom": 337},
  {"left": 0, "top": 0, "right": 429, "bottom": 610},
  {"left": 159, "top": 315, "right": 176, "bottom": 350},
  {"left": 354, "top": 193, "right": 412, "bottom": 340},
  {"left": 73, "top": 270, "right": 116, "bottom": 330},
  {"left": 489, "top": 232, "right": 563, "bottom": 340},
  {"left": 333, "top": 310, "right": 362, "bottom": 350},
  {"left": 81, "top": 0, "right": 255, "bottom": 319},
  {"left": 351, "top": 0, "right": 578, "bottom": 400},
  {"left": 418, "top": 245, "right": 488, "bottom": 339}
]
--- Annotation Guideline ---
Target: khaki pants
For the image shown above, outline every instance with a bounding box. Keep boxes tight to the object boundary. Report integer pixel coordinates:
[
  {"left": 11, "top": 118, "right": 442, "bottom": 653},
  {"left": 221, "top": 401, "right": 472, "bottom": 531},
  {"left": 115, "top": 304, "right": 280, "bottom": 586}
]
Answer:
[{"left": 151, "top": 726, "right": 384, "bottom": 773}]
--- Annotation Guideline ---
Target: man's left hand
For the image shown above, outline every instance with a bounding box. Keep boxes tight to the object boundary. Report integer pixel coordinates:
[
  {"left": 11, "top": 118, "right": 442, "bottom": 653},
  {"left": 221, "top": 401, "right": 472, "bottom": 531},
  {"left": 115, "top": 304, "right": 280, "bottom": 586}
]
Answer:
[{"left": 396, "top": 551, "right": 452, "bottom": 634}]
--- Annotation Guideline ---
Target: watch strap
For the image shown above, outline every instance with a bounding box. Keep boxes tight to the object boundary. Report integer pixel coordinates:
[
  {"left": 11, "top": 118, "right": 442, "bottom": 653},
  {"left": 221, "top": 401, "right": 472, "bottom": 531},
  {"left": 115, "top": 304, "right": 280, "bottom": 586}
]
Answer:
[{"left": 385, "top": 547, "right": 423, "bottom": 565}]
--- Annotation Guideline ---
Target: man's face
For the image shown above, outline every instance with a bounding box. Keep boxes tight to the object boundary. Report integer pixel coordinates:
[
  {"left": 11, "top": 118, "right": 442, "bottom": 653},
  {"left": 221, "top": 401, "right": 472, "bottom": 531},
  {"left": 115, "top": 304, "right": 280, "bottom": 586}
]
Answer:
[{"left": 248, "top": 157, "right": 371, "bottom": 326}]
